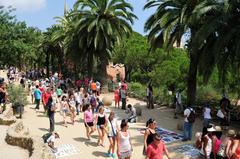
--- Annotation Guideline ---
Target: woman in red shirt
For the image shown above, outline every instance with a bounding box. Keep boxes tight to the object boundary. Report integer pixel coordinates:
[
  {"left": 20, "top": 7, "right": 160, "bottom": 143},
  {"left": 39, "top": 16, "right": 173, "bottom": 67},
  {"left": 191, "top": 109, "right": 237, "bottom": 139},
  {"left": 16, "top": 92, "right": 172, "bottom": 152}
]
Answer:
[
  {"left": 114, "top": 86, "right": 120, "bottom": 108},
  {"left": 146, "top": 133, "right": 171, "bottom": 159}
]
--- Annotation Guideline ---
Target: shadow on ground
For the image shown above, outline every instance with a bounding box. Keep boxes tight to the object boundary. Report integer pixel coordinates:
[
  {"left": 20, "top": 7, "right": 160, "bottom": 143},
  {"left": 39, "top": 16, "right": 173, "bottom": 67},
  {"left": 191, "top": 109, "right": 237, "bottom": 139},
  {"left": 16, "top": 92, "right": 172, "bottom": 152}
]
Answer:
[{"left": 92, "top": 151, "right": 107, "bottom": 157}]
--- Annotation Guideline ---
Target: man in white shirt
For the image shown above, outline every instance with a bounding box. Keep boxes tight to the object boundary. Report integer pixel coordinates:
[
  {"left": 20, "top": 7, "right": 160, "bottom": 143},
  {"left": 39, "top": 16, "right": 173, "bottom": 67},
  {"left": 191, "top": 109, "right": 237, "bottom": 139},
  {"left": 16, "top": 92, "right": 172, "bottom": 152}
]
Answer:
[
  {"left": 126, "top": 104, "right": 137, "bottom": 123},
  {"left": 47, "top": 132, "right": 60, "bottom": 152}
]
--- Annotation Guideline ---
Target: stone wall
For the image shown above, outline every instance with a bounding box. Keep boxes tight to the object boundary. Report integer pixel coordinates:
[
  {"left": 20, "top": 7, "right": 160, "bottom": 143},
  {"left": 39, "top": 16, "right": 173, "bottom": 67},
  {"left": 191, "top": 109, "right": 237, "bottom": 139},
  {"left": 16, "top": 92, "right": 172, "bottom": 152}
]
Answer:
[{"left": 5, "top": 121, "right": 55, "bottom": 159}]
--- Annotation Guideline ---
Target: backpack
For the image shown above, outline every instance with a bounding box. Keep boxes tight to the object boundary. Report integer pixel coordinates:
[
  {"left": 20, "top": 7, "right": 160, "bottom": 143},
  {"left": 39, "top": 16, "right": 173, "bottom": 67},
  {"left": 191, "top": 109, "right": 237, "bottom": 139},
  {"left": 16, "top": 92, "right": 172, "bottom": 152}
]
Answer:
[
  {"left": 90, "top": 96, "right": 97, "bottom": 108},
  {"left": 42, "top": 133, "right": 52, "bottom": 143},
  {"left": 187, "top": 108, "right": 196, "bottom": 123}
]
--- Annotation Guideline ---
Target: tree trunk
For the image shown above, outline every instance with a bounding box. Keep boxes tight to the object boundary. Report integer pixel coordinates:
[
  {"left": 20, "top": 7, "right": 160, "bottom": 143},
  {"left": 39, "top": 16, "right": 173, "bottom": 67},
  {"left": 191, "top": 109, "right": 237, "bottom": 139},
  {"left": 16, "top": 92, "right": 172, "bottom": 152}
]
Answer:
[
  {"left": 46, "top": 52, "right": 50, "bottom": 78},
  {"left": 187, "top": 52, "right": 199, "bottom": 106}
]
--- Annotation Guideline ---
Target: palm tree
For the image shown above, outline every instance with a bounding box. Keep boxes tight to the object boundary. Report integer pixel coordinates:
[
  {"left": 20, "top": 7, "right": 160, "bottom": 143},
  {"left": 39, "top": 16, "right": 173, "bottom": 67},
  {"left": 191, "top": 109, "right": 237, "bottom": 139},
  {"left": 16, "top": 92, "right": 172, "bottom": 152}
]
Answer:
[
  {"left": 144, "top": 0, "right": 219, "bottom": 105},
  {"left": 70, "top": 0, "right": 137, "bottom": 78}
]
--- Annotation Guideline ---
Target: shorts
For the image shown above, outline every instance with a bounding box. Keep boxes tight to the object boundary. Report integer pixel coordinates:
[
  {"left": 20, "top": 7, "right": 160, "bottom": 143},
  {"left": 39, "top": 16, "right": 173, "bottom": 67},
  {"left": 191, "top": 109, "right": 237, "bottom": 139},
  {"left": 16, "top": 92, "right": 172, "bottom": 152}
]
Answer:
[
  {"left": 120, "top": 150, "right": 132, "bottom": 159},
  {"left": 85, "top": 122, "right": 94, "bottom": 127}
]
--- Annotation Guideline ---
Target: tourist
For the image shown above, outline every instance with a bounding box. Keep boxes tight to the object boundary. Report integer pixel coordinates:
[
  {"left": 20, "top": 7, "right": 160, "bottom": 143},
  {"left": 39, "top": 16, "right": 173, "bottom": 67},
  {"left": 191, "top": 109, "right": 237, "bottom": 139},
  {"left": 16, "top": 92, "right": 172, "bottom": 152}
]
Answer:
[
  {"left": 114, "top": 86, "right": 120, "bottom": 108},
  {"left": 95, "top": 106, "right": 107, "bottom": 146},
  {"left": 147, "top": 84, "right": 154, "bottom": 109},
  {"left": 96, "top": 80, "right": 101, "bottom": 96},
  {"left": 34, "top": 85, "right": 42, "bottom": 111},
  {"left": 90, "top": 94, "right": 97, "bottom": 114},
  {"left": 68, "top": 94, "right": 76, "bottom": 124},
  {"left": 56, "top": 86, "right": 62, "bottom": 102},
  {"left": 225, "top": 129, "right": 236, "bottom": 159},
  {"left": 96, "top": 97, "right": 104, "bottom": 112},
  {"left": 43, "top": 87, "right": 52, "bottom": 114},
  {"left": 83, "top": 93, "right": 90, "bottom": 106},
  {"left": 182, "top": 105, "right": 195, "bottom": 141},
  {"left": 46, "top": 131, "right": 60, "bottom": 152},
  {"left": 210, "top": 126, "right": 222, "bottom": 159},
  {"left": 146, "top": 133, "right": 171, "bottom": 159},
  {"left": 60, "top": 96, "right": 69, "bottom": 127},
  {"left": 117, "top": 119, "right": 133, "bottom": 159},
  {"left": 120, "top": 85, "right": 127, "bottom": 110},
  {"left": 47, "top": 96, "right": 57, "bottom": 132},
  {"left": 91, "top": 80, "right": 97, "bottom": 95},
  {"left": 107, "top": 111, "right": 119, "bottom": 158},
  {"left": 143, "top": 118, "right": 157, "bottom": 156},
  {"left": 203, "top": 103, "right": 212, "bottom": 128},
  {"left": 229, "top": 131, "right": 240, "bottom": 159},
  {"left": 217, "top": 105, "right": 228, "bottom": 130},
  {"left": 126, "top": 104, "right": 136, "bottom": 123},
  {"left": 74, "top": 89, "right": 82, "bottom": 115},
  {"left": 174, "top": 90, "right": 182, "bottom": 118},
  {"left": 83, "top": 104, "right": 95, "bottom": 140},
  {"left": 199, "top": 126, "right": 214, "bottom": 159}
]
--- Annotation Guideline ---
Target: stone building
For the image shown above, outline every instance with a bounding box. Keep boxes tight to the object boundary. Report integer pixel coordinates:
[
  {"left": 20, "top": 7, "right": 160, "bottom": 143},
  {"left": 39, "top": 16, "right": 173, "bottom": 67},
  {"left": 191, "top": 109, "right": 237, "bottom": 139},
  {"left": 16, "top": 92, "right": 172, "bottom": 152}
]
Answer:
[{"left": 106, "top": 62, "right": 125, "bottom": 82}]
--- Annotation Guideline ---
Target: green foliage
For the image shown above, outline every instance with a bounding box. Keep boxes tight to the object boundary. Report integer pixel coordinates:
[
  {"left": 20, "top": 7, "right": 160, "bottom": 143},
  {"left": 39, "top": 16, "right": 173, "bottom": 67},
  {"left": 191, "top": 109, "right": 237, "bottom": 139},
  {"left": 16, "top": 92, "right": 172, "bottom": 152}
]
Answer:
[
  {"left": 7, "top": 85, "right": 28, "bottom": 107},
  {"left": 196, "top": 85, "right": 221, "bottom": 106}
]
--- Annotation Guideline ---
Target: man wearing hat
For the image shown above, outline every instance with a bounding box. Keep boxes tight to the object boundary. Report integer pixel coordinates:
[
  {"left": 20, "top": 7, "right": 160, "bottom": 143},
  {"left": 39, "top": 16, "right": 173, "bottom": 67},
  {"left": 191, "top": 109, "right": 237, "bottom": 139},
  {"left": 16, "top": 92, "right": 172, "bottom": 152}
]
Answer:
[
  {"left": 47, "top": 132, "right": 60, "bottom": 152},
  {"left": 146, "top": 133, "right": 171, "bottom": 159}
]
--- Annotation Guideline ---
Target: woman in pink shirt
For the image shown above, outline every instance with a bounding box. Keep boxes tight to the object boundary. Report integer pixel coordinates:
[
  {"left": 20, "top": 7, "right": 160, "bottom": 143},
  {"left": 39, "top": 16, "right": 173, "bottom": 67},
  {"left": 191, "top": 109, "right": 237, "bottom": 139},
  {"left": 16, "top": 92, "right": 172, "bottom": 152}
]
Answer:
[{"left": 83, "top": 104, "right": 95, "bottom": 140}]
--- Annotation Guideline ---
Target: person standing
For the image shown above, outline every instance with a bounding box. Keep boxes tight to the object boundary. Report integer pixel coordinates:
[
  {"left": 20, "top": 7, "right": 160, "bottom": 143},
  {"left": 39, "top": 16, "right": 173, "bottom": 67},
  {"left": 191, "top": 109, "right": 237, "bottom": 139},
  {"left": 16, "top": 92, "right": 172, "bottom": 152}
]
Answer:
[
  {"left": 47, "top": 97, "right": 57, "bottom": 132},
  {"left": 200, "top": 126, "right": 214, "bottom": 159},
  {"left": 68, "top": 94, "right": 76, "bottom": 125},
  {"left": 114, "top": 86, "right": 120, "bottom": 108},
  {"left": 117, "top": 119, "right": 133, "bottom": 159},
  {"left": 229, "top": 131, "right": 240, "bottom": 159},
  {"left": 143, "top": 119, "right": 157, "bottom": 156},
  {"left": 120, "top": 85, "right": 127, "bottom": 110},
  {"left": 203, "top": 103, "right": 212, "bottom": 128},
  {"left": 34, "top": 85, "right": 42, "bottom": 111},
  {"left": 146, "top": 133, "right": 171, "bottom": 159},
  {"left": 43, "top": 87, "right": 52, "bottom": 114},
  {"left": 91, "top": 80, "right": 97, "bottom": 95},
  {"left": 147, "top": 84, "right": 154, "bottom": 109},
  {"left": 174, "top": 91, "right": 182, "bottom": 118},
  {"left": 182, "top": 105, "right": 195, "bottom": 141},
  {"left": 96, "top": 80, "right": 101, "bottom": 96}
]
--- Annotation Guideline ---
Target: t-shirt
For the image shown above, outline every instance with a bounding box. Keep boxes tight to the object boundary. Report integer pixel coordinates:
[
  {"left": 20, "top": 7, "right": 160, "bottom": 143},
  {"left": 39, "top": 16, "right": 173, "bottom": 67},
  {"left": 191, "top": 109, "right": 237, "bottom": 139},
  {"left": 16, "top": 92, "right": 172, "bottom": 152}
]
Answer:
[
  {"left": 56, "top": 88, "right": 62, "bottom": 96},
  {"left": 91, "top": 82, "right": 97, "bottom": 91},
  {"left": 34, "top": 89, "right": 42, "bottom": 100},
  {"left": 146, "top": 142, "right": 166, "bottom": 159},
  {"left": 46, "top": 135, "right": 55, "bottom": 143},
  {"left": 84, "top": 110, "right": 93, "bottom": 123},
  {"left": 184, "top": 108, "right": 191, "bottom": 122}
]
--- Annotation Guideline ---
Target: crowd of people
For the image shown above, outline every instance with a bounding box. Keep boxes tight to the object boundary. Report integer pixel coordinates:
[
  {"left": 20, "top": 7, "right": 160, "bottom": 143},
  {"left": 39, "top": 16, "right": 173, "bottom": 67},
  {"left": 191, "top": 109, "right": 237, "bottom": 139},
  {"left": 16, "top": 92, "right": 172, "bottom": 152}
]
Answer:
[{"left": 2, "top": 67, "right": 240, "bottom": 159}]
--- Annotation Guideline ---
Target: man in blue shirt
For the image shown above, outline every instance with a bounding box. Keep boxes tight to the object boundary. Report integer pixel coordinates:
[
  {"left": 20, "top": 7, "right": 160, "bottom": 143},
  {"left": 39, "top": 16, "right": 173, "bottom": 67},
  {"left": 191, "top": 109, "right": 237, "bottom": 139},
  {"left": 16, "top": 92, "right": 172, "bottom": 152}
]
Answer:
[{"left": 34, "top": 85, "right": 42, "bottom": 111}]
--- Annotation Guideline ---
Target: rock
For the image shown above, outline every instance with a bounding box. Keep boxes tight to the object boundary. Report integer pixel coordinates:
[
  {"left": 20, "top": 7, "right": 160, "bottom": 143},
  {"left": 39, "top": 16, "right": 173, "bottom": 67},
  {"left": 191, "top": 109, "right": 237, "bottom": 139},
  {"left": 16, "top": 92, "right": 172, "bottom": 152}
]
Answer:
[
  {"left": 102, "top": 96, "right": 112, "bottom": 106},
  {"left": 3, "top": 107, "right": 14, "bottom": 118},
  {"left": 0, "top": 108, "right": 16, "bottom": 125},
  {"left": 134, "top": 103, "right": 142, "bottom": 116}
]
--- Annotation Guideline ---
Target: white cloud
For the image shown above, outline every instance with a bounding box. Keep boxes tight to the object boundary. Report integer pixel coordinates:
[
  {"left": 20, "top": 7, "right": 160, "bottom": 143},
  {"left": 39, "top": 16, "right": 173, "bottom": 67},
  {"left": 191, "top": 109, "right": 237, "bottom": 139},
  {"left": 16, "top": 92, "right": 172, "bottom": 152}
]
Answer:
[{"left": 0, "top": 0, "right": 46, "bottom": 12}]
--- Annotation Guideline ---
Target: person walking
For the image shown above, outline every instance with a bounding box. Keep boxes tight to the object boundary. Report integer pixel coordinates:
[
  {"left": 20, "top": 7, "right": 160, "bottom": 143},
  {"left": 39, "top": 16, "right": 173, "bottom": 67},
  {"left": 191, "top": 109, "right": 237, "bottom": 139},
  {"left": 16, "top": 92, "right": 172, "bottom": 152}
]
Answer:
[
  {"left": 182, "top": 105, "right": 195, "bottom": 141},
  {"left": 83, "top": 104, "right": 95, "bottom": 140},
  {"left": 47, "top": 97, "right": 57, "bottom": 132},
  {"left": 68, "top": 94, "right": 76, "bottom": 125},
  {"left": 60, "top": 96, "right": 69, "bottom": 127},
  {"left": 34, "top": 85, "right": 42, "bottom": 112},
  {"left": 146, "top": 133, "right": 171, "bottom": 159},
  {"left": 210, "top": 126, "right": 222, "bottom": 159},
  {"left": 95, "top": 106, "right": 107, "bottom": 146},
  {"left": 120, "top": 85, "right": 127, "bottom": 110},
  {"left": 200, "top": 126, "right": 214, "bottom": 159},
  {"left": 107, "top": 112, "right": 119, "bottom": 158},
  {"left": 117, "top": 119, "right": 133, "bottom": 159},
  {"left": 174, "top": 91, "right": 182, "bottom": 119},
  {"left": 143, "top": 118, "right": 157, "bottom": 156}
]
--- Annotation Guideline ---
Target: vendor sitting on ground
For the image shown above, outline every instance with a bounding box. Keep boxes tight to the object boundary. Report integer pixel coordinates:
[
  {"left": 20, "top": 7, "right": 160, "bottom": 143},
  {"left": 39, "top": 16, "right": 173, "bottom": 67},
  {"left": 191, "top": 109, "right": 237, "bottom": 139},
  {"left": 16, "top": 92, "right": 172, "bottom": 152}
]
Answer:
[
  {"left": 46, "top": 132, "right": 60, "bottom": 152},
  {"left": 125, "top": 104, "right": 137, "bottom": 123}
]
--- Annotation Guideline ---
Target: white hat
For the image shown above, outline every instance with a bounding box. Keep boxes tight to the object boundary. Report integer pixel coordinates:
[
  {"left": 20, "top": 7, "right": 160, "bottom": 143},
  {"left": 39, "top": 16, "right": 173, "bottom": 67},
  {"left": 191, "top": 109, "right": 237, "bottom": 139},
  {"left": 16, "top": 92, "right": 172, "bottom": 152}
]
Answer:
[{"left": 207, "top": 127, "right": 216, "bottom": 132}]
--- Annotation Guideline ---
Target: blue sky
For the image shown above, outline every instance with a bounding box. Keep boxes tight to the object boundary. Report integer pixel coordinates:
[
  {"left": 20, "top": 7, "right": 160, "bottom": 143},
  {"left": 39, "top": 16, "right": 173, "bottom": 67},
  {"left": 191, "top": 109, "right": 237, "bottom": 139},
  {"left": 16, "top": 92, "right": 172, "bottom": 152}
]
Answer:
[{"left": 0, "top": 0, "right": 155, "bottom": 35}]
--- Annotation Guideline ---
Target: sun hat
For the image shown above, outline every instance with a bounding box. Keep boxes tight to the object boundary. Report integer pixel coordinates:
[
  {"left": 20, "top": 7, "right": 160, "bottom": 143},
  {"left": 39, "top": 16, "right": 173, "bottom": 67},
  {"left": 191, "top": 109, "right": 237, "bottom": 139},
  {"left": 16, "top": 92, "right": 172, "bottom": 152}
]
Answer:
[
  {"left": 227, "top": 129, "right": 236, "bottom": 137},
  {"left": 207, "top": 127, "right": 216, "bottom": 132},
  {"left": 215, "top": 126, "right": 222, "bottom": 132}
]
